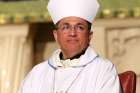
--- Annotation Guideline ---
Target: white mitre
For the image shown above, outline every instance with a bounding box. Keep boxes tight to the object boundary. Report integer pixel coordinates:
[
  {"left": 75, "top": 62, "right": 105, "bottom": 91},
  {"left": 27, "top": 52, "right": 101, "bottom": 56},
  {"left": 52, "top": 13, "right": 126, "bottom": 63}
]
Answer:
[{"left": 47, "top": 0, "right": 100, "bottom": 24}]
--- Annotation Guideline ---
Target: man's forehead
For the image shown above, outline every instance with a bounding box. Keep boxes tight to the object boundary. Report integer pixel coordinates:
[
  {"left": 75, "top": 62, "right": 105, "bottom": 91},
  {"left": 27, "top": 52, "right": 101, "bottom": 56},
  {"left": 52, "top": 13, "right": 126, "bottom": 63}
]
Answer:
[{"left": 57, "top": 16, "right": 88, "bottom": 25}]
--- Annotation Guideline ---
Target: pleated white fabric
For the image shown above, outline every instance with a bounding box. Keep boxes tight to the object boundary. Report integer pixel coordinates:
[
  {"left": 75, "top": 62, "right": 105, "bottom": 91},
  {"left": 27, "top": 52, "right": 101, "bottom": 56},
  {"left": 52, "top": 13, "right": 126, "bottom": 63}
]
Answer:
[{"left": 18, "top": 46, "right": 122, "bottom": 93}]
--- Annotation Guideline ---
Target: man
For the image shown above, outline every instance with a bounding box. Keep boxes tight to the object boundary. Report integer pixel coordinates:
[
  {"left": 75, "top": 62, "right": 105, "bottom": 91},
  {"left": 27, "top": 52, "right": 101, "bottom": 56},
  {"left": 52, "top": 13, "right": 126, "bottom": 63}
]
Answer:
[{"left": 18, "top": 0, "right": 122, "bottom": 93}]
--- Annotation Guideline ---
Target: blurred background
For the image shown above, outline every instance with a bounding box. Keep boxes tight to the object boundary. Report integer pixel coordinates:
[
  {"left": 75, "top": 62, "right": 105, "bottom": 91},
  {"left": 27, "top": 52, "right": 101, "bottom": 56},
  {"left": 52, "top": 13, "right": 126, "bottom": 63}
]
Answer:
[{"left": 0, "top": 0, "right": 140, "bottom": 93}]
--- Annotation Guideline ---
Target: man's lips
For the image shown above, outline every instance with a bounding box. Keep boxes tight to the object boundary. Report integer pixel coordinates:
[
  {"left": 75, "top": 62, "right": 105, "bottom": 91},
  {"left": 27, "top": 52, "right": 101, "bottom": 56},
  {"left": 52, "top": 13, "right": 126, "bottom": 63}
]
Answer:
[{"left": 67, "top": 39, "right": 78, "bottom": 43}]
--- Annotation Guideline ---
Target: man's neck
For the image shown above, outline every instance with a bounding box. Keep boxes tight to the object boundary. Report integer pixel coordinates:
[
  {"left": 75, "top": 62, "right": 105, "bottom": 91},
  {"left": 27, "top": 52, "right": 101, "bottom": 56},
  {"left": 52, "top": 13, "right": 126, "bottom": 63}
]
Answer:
[{"left": 60, "top": 49, "right": 87, "bottom": 60}]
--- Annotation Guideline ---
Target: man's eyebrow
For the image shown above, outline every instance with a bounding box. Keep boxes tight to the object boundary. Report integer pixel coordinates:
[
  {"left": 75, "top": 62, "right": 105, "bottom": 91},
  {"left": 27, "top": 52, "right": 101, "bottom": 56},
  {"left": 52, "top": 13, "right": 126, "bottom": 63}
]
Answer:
[
  {"left": 55, "top": 22, "right": 69, "bottom": 29},
  {"left": 57, "top": 22, "right": 87, "bottom": 26},
  {"left": 76, "top": 22, "right": 88, "bottom": 26},
  {"left": 58, "top": 22, "right": 69, "bottom": 26}
]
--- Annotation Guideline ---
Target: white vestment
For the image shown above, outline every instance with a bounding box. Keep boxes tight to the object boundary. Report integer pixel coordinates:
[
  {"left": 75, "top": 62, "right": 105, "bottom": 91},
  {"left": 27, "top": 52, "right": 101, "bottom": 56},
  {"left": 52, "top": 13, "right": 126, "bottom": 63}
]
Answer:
[{"left": 18, "top": 46, "right": 122, "bottom": 93}]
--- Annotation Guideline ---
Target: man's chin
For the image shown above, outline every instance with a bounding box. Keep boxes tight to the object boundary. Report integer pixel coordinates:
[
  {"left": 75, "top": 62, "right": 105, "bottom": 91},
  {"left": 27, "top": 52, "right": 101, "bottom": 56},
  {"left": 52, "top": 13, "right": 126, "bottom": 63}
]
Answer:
[{"left": 68, "top": 49, "right": 82, "bottom": 55}]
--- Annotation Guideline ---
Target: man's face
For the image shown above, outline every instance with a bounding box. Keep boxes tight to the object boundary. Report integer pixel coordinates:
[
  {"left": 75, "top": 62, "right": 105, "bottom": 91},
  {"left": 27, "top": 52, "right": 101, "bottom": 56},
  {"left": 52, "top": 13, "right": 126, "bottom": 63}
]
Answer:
[{"left": 53, "top": 17, "right": 92, "bottom": 59}]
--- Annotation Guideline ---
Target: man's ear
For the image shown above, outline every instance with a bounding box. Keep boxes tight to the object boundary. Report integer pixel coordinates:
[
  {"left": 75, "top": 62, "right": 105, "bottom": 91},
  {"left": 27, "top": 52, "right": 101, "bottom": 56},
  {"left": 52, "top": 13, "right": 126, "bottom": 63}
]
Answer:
[
  {"left": 53, "top": 30, "right": 58, "bottom": 42},
  {"left": 89, "top": 31, "right": 93, "bottom": 41}
]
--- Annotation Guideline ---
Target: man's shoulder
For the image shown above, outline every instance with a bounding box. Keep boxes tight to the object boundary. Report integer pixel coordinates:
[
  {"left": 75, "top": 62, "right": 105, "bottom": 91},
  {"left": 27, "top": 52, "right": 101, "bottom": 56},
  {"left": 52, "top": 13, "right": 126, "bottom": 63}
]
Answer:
[
  {"left": 94, "top": 56, "right": 115, "bottom": 70},
  {"left": 28, "top": 60, "right": 50, "bottom": 76},
  {"left": 97, "top": 56, "right": 113, "bottom": 64},
  {"left": 32, "top": 60, "right": 48, "bottom": 72},
  {"left": 18, "top": 60, "right": 51, "bottom": 92}
]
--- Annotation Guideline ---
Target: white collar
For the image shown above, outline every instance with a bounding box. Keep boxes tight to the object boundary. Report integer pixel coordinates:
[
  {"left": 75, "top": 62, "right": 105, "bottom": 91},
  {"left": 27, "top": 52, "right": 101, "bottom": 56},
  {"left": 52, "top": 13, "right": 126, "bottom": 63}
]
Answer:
[{"left": 48, "top": 46, "right": 98, "bottom": 69}]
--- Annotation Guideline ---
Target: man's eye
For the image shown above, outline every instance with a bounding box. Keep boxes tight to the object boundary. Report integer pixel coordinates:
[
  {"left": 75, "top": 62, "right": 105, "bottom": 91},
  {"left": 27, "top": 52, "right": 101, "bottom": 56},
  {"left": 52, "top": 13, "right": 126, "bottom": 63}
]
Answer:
[
  {"left": 62, "top": 25, "right": 69, "bottom": 30},
  {"left": 77, "top": 26, "right": 85, "bottom": 31}
]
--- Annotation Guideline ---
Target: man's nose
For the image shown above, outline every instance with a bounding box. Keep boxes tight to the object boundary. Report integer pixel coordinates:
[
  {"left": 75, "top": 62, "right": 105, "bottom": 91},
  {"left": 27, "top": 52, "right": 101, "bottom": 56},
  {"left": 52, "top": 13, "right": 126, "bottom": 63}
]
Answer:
[{"left": 69, "top": 27, "right": 77, "bottom": 36}]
